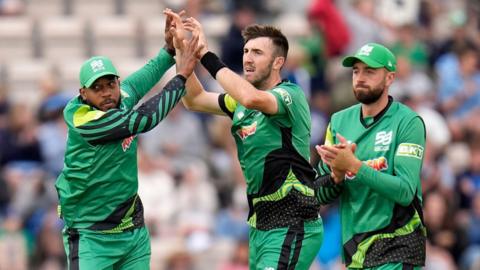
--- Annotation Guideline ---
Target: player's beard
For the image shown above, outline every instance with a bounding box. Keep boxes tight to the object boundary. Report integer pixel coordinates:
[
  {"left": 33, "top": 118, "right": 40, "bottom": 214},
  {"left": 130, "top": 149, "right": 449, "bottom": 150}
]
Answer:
[
  {"left": 249, "top": 60, "right": 274, "bottom": 89},
  {"left": 353, "top": 78, "right": 386, "bottom": 105}
]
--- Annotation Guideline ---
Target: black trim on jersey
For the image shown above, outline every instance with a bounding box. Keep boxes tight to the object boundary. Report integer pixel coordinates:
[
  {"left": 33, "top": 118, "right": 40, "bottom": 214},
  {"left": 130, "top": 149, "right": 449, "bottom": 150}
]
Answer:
[
  {"left": 247, "top": 127, "right": 320, "bottom": 230},
  {"left": 343, "top": 191, "right": 426, "bottom": 267},
  {"left": 403, "top": 264, "right": 414, "bottom": 270},
  {"left": 218, "top": 93, "right": 234, "bottom": 119},
  {"left": 88, "top": 194, "right": 144, "bottom": 231},
  {"left": 277, "top": 222, "right": 304, "bottom": 270},
  {"left": 359, "top": 96, "right": 393, "bottom": 128},
  {"left": 78, "top": 75, "right": 185, "bottom": 145},
  {"left": 67, "top": 228, "right": 79, "bottom": 270}
]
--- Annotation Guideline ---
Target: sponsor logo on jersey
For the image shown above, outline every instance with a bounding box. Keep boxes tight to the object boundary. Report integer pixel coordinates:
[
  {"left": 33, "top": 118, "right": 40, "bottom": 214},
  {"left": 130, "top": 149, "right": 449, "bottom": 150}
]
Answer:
[
  {"left": 272, "top": 88, "right": 292, "bottom": 105},
  {"left": 122, "top": 135, "right": 136, "bottom": 152},
  {"left": 346, "top": 156, "right": 388, "bottom": 179},
  {"left": 397, "top": 143, "right": 424, "bottom": 159},
  {"left": 374, "top": 130, "right": 392, "bottom": 151},
  {"left": 236, "top": 121, "right": 257, "bottom": 140}
]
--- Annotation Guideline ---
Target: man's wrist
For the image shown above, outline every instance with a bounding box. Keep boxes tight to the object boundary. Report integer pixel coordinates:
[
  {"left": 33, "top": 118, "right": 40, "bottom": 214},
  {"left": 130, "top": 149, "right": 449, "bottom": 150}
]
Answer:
[
  {"left": 164, "top": 45, "right": 176, "bottom": 57},
  {"left": 200, "top": 51, "right": 227, "bottom": 78},
  {"left": 349, "top": 159, "right": 363, "bottom": 175}
]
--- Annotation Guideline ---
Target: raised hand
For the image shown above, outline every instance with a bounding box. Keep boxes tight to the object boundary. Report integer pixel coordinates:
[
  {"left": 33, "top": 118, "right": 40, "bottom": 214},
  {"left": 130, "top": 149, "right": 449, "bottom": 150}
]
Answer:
[
  {"left": 164, "top": 9, "right": 186, "bottom": 53},
  {"left": 175, "top": 33, "right": 204, "bottom": 79},
  {"left": 183, "top": 17, "right": 209, "bottom": 57},
  {"left": 163, "top": 9, "right": 186, "bottom": 51}
]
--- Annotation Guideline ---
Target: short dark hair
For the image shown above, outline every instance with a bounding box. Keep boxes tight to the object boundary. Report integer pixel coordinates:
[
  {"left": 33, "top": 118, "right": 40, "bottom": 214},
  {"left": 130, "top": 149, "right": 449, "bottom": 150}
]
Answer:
[{"left": 242, "top": 24, "right": 289, "bottom": 59}]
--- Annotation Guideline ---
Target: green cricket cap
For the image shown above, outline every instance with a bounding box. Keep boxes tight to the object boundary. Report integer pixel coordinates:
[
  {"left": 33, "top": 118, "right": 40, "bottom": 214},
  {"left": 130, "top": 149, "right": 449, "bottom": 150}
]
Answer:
[
  {"left": 79, "top": 56, "right": 119, "bottom": 88},
  {"left": 342, "top": 43, "right": 397, "bottom": 71}
]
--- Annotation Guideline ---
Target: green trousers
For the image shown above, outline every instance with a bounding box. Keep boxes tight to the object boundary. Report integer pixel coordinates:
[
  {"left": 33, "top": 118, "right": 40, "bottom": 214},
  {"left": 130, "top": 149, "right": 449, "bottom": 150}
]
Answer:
[
  {"left": 248, "top": 219, "right": 323, "bottom": 270},
  {"left": 62, "top": 226, "right": 150, "bottom": 270}
]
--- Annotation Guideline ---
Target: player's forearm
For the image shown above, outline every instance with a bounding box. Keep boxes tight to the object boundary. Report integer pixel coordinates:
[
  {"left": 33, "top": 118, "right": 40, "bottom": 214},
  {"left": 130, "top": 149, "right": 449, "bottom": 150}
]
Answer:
[
  {"left": 355, "top": 164, "right": 416, "bottom": 206},
  {"left": 215, "top": 68, "right": 260, "bottom": 108},
  {"left": 77, "top": 75, "right": 186, "bottom": 144},
  {"left": 121, "top": 48, "right": 175, "bottom": 103},
  {"left": 199, "top": 51, "right": 259, "bottom": 108}
]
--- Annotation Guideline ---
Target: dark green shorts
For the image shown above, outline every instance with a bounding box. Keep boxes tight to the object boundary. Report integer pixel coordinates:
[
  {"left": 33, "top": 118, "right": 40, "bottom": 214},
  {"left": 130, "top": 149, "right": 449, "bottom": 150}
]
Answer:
[
  {"left": 249, "top": 219, "right": 323, "bottom": 270},
  {"left": 62, "top": 226, "right": 150, "bottom": 270}
]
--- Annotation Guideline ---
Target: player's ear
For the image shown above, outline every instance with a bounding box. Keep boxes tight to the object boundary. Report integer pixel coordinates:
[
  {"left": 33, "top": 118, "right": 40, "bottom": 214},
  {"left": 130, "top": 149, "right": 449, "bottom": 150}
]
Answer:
[
  {"left": 385, "top": 71, "right": 396, "bottom": 87},
  {"left": 79, "top": 88, "right": 87, "bottom": 101},
  {"left": 273, "top": 56, "right": 285, "bottom": 70}
]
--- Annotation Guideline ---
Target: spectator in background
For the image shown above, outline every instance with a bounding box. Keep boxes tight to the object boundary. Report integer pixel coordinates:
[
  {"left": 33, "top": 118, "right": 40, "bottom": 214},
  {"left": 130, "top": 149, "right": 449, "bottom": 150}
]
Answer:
[
  {"left": 0, "top": 103, "right": 42, "bottom": 168},
  {"left": 218, "top": 240, "right": 249, "bottom": 270},
  {"left": 436, "top": 44, "right": 480, "bottom": 140},
  {"left": 136, "top": 147, "right": 177, "bottom": 238},
  {"left": 282, "top": 43, "right": 311, "bottom": 99},
  {"left": 176, "top": 160, "right": 218, "bottom": 254},
  {"left": 220, "top": 6, "right": 256, "bottom": 73},
  {"left": 423, "top": 191, "right": 467, "bottom": 263},
  {"left": 377, "top": 0, "right": 420, "bottom": 27},
  {"left": 141, "top": 104, "right": 208, "bottom": 175},
  {"left": 389, "top": 55, "right": 434, "bottom": 102},
  {"left": 391, "top": 24, "right": 429, "bottom": 70},
  {"left": 460, "top": 191, "right": 480, "bottom": 270},
  {"left": 0, "top": 0, "right": 23, "bottom": 15},
  {"left": 339, "top": 0, "right": 391, "bottom": 54},
  {"left": 307, "top": 0, "right": 350, "bottom": 58},
  {"left": 36, "top": 73, "right": 71, "bottom": 177},
  {"left": 458, "top": 142, "right": 480, "bottom": 209}
]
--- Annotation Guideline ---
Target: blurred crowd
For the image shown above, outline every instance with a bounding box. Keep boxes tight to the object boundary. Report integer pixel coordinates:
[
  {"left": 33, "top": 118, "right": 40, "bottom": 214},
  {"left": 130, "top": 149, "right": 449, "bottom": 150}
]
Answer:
[{"left": 1, "top": 0, "right": 480, "bottom": 269}]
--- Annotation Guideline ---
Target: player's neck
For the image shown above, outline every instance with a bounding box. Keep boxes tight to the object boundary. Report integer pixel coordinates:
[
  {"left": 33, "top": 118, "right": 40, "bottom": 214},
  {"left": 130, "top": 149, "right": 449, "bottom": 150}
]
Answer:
[
  {"left": 258, "top": 73, "right": 282, "bottom": 90},
  {"left": 361, "top": 93, "right": 389, "bottom": 117}
]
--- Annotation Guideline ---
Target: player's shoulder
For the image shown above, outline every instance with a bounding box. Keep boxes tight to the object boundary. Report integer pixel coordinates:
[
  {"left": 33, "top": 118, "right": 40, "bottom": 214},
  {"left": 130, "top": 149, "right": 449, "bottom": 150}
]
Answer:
[
  {"left": 392, "top": 100, "right": 421, "bottom": 120},
  {"left": 63, "top": 96, "right": 83, "bottom": 116},
  {"left": 271, "top": 81, "right": 305, "bottom": 97},
  {"left": 331, "top": 103, "right": 361, "bottom": 120}
]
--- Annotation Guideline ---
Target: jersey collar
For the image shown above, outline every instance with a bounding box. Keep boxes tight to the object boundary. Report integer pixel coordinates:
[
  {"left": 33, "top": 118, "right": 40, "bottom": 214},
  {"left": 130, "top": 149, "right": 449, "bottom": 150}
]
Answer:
[{"left": 359, "top": 96, "right": 393, "bottom": 128}]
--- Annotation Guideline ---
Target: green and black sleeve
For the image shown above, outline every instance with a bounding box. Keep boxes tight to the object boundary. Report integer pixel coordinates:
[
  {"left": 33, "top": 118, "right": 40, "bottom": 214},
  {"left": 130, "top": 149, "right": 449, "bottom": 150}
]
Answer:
[{"left": 72, "top": 75, "right": 186, "bottom": 145}]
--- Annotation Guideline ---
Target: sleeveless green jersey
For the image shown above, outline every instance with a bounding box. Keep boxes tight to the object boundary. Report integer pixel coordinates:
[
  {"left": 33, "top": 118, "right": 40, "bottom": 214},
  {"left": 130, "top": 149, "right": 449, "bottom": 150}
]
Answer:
[
  {"left": 317, "top": 97, "right": 427, "bottom": 268},
  {"left": 219, "top": 81, "right": 320, "bottom": 230},
  {"left": 56, "top": 49, "right": 185, "bottom": 232}
]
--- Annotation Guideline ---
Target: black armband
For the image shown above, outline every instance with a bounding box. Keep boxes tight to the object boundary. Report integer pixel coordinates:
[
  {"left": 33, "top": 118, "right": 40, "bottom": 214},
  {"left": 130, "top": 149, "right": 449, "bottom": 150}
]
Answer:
[
  {"left": 313, "top": 174, "right": 336, "bottom": 189},
  {"left": 164, "top": 45, "right": 176, "bottom": 57},
  {"left": 200, "top": 51, "right": 227, "bottom": 78}
]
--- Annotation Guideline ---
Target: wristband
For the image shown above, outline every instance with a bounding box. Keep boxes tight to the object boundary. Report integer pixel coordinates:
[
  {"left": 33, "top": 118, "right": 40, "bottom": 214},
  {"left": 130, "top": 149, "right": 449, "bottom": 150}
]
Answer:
[
  {"left": 164, "top": 45, "right": 176, "bottom": 57},
  {"left": 200, "top": 51, "right": 227, "bottom": 78}
]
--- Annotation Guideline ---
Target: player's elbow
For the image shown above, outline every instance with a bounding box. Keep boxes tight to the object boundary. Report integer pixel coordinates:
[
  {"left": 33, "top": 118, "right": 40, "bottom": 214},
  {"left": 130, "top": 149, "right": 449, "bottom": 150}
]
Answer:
[
  {"left": 396, "top": 191, "right": 415, "bottom": 207},
  {"left": 241, "top": 94, "right": 262, "bottom": 110}
]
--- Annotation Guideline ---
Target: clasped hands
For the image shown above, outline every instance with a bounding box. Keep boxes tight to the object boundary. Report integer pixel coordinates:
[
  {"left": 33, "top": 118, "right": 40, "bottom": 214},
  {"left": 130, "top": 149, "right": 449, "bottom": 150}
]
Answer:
[
  {"left": 315, "top": 134, "right": 362, "bottom": 184},
  {"left": 163, "top": 9, "right": 209, "bottom": 59}
]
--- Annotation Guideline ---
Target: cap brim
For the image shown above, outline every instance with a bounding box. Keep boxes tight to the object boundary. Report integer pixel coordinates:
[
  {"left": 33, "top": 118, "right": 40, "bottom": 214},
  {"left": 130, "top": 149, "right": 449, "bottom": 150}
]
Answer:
[
  {"left": 83, "top": 71, "right": 118, "bottom": 88},
  {"left": 342, "top": 56, "right": 384, "bottom": 69}
]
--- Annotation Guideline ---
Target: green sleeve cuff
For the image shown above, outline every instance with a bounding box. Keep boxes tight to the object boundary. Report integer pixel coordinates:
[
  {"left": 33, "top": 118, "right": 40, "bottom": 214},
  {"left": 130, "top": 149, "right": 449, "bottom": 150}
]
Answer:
[
  {"left": 356, "top": 163, "right": 372, "bottom": 182},
  {"left": 159, "top": 47, "right": 175, "bottom": 65}
]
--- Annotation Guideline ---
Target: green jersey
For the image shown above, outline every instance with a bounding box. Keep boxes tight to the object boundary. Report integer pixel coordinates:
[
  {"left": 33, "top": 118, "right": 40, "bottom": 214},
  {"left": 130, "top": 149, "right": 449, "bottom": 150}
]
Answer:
[
  {"left": 219, "top": 81, "right": 320, "bottom": 230},
  {"left": 56, "top": 49, "right": 185, "bottom": 232},
  {"left": 316, "top": 98, "right": 426, "bottom": 268}
]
